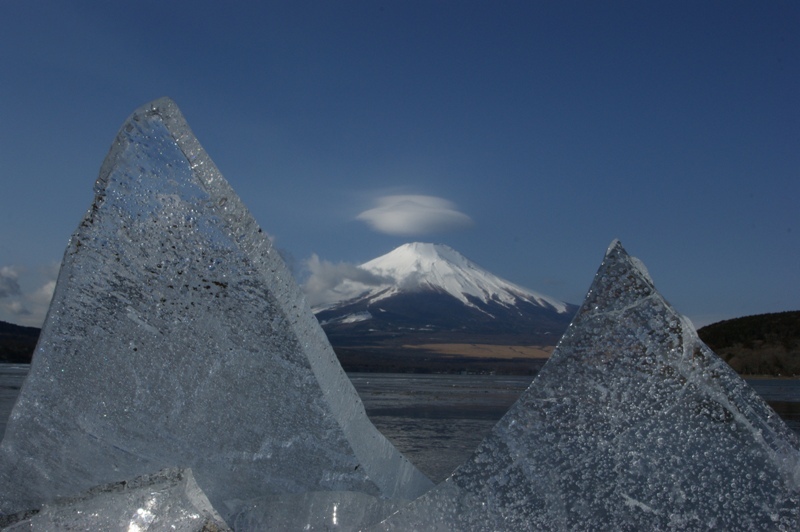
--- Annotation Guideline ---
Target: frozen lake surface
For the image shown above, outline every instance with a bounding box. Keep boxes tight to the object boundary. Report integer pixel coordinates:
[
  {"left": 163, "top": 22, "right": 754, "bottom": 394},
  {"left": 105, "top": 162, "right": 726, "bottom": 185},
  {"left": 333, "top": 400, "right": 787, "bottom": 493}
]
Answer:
[
  {"left": 353, "top": 373, "right": 800, "bottom": 482},
  {"left": 2, "top": 364, "right": 798, "bottom": 483}
]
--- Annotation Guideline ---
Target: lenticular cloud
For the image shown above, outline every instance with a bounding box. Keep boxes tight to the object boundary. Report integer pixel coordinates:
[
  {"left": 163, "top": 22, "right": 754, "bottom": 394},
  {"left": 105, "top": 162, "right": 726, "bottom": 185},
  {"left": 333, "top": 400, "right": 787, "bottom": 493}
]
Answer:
[
  {"left": 0, "top": 266, "right": 22, "bottom": 299},
  {"left": 356, "top": 194, "right": 472, "bottom": 236}
]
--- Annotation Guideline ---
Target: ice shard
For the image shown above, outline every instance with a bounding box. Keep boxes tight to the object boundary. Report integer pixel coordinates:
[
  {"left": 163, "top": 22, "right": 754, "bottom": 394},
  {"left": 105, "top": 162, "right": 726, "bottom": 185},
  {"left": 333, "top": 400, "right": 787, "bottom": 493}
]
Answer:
[
  {"left": 0, "top": 98, "right": 432, "bottom": 521},
  {"left": 378, "top": 241, "right": 800, "bottom": 530},
  {"left": 2, "top": 468, "right": 230, "bottom": 531}
]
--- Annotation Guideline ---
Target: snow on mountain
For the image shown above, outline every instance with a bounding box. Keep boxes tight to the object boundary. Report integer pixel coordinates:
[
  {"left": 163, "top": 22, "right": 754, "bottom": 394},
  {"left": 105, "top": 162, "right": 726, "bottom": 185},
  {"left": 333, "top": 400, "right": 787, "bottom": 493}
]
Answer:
[
  {"left": 313, "top": 243, "right": 578, "bottom": 352},
  {"left": 313, "top": 242, "right": 570, "bottom": 314}
]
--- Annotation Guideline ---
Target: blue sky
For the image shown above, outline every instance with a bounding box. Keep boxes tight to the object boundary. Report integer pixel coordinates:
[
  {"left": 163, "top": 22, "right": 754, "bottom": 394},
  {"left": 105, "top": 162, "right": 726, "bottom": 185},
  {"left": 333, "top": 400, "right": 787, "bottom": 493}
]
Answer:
[{"left": 1, "top": 1, "right": 798, "bottom": 328}]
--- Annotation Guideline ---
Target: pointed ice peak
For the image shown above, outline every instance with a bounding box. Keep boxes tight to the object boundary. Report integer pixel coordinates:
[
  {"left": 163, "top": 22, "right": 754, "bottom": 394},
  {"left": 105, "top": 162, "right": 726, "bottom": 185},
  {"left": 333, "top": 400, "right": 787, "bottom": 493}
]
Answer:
[
  {"left": 378, "top": 242, "right": 800, "bottom": 530},
  {"left": 358, "top": 242, "right": 570, "bottom": 313},
  {"left": 0, "top": 98, "right": 432, "bottom": 519},
  {"left": 605, "top": 238, "right": 623, "bottom": 256},
  {"left": 590, "top": 240, "right": 656, "bottom": 308}
]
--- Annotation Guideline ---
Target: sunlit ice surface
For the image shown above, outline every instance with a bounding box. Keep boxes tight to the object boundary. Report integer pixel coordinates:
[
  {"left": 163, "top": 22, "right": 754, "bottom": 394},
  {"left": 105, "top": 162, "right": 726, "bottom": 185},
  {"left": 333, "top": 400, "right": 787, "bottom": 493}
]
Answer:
[
  {"left": 377, "top": 241, "right": 800, "bottom": 530},
  {"left": 3, "top": 469, "right": 228, "bottom": 531},
  {"left": 0, "top": 98, "right": 431, "bottom": 528}
]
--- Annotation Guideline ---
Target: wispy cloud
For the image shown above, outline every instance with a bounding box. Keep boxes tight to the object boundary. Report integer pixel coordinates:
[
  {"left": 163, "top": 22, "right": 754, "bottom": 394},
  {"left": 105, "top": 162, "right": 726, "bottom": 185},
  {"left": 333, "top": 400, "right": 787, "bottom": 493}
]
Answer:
[
  {"left": 0, "top": 264, "right": 59, "bottom": 327},
  {"left": 356, "top": 195, "right": 473, "bottom": 236},
  {"left": 30, "top": 280, "right": 57, "bottom": 307},
  {"left": 0, "top": 266, "right": 22, "bottom": 298},
  {"left": 302, "top": 254, "right": 390, "bottom": 308}
]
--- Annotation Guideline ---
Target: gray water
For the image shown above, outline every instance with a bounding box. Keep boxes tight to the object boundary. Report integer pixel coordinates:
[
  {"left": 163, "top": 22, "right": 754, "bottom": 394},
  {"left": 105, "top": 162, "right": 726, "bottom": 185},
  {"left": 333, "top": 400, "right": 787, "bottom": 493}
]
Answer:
[
  {"left": 1, "top": 365, "right": 798, "bottom": 484},
  {"left": 0, "top": 364, "right": 28, "bottom": 442},
  {"left": 348, "top": 373, "right": 800, "bottom": 482}
]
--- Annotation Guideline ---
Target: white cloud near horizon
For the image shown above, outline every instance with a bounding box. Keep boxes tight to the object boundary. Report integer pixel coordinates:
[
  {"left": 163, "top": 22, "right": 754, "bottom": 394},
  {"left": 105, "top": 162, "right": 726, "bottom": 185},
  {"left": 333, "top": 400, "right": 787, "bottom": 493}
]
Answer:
[
  {"left": 302, "top": 254, "right": 390, "bottom": 308},
  {"left": 0, "top": 264, "right": 58, "bottom": 327},
  {"left": 356, "top": 195, "right": 473, "bottom": 236},
  {"left": 0, "top": 266, "right": 22, "bottom": 299}
]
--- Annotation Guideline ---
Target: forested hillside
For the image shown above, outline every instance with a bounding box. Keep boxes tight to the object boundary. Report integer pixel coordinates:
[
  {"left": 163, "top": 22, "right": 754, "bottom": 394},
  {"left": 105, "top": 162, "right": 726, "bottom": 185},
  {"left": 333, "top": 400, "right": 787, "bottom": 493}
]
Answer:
[
  {"left": 698, "top": 311, "right": 800, "bottom": 376},
  {"left": 0, "top": 321, "right": 39, "bottom": 363}
]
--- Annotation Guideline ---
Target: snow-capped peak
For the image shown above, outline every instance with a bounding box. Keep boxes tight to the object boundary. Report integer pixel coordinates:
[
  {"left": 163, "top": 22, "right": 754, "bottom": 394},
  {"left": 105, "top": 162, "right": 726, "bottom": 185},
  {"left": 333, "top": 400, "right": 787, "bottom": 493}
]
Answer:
[{"left": 314, "top": 242, "right": 569, "bottom": 313}]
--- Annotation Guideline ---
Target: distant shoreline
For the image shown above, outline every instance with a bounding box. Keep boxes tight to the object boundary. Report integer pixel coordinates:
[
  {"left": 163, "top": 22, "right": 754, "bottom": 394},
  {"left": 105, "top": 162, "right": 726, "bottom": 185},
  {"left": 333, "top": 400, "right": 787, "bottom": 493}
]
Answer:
[
  {"left": 400, "top": 343, "right": 554, "bottom": 359},
  {"left": 3, "top": 309, "right": 798, "bottom": 377}
]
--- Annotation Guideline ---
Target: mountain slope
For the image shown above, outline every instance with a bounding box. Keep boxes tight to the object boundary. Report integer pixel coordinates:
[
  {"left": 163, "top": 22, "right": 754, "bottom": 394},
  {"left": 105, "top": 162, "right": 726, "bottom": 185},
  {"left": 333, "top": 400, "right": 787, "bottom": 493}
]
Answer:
[
  {"left": 314, "top": 243, "right": 578, "bottom": 352},
  {"left": 337, "top": 242, "right": 570, "bottom": 312}
]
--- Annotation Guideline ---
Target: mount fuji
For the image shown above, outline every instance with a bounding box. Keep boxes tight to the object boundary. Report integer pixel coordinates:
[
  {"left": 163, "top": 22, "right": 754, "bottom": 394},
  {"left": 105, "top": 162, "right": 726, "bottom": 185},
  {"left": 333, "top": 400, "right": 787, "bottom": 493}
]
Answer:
[{"left": 312, "top": 244, "right": 578, "bottom": 370}]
